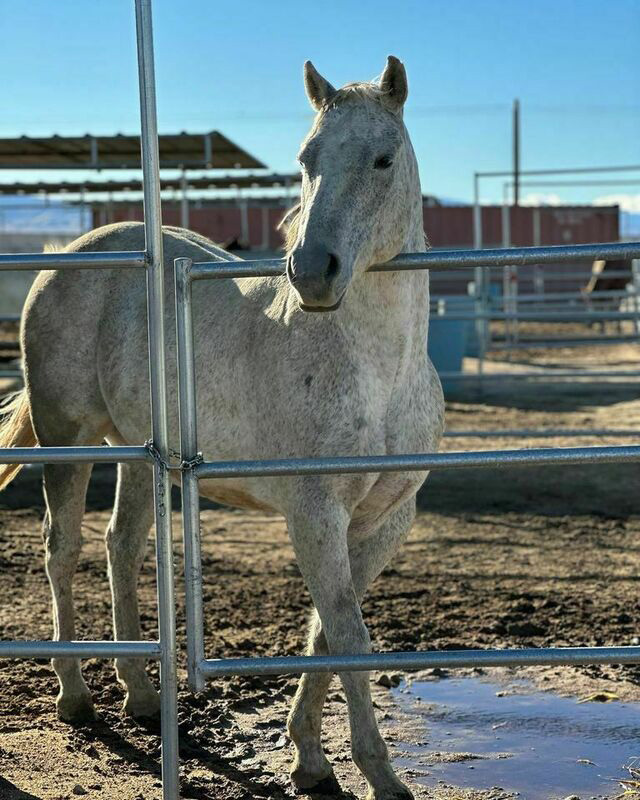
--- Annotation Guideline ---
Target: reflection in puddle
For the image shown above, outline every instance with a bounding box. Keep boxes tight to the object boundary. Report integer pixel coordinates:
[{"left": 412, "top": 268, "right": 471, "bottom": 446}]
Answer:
[{"left": 392, "top": 677, "right": 640, "bottom": 799}]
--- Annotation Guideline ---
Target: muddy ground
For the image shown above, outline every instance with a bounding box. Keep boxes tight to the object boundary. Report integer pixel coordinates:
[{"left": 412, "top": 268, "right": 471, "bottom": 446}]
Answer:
[{"left": 0, "top": 338, "right": 639, "bottom": 799}]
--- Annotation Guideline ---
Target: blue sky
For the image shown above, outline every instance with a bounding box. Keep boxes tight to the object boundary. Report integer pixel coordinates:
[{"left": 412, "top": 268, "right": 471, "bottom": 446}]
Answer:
[{"left": 1, "top": 0, "right": 639, "bottom": 206}]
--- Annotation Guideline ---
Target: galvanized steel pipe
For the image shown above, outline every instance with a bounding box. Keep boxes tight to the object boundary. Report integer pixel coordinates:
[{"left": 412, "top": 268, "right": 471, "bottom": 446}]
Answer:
[
  {"left": 200, "top": 645, "right": 640, "bottom": 678},
  {"left": 0, "top": 640, "right": 161, "bottom": 659},
  {"left": 0, "top": 446, "right": 150, "bottom": 464},
  {"left": 195, "top": 445, "right": 640, "bottom": 480},
  {"left": 187, "top": 241, "right": 640, "bottom": 281},
  {"left": 135, "top": 0, "right": 180, "bottom": 795},
  {"left": 0, "top": 250, "right": 146, "bottom": 271}
]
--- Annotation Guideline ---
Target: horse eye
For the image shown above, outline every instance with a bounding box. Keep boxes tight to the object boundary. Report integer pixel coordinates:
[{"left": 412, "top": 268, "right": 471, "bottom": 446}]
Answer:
[{"left": 374, "top": 155, "right": 393, "bottom": 170}]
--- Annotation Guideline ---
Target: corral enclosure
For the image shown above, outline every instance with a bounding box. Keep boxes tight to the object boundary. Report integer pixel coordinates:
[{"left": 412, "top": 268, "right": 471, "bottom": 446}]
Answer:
[{"left": 1, "top": 1, "right": 640, "bottom": 799}]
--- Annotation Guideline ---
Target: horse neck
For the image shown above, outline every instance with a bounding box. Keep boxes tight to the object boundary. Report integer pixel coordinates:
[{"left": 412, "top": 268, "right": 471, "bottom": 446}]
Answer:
[{"left": 341, "top": 197, "right": 430, "bottom": 352}]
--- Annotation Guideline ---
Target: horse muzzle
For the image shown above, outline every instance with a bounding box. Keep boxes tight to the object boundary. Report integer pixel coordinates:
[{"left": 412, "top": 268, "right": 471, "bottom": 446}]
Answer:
[{"left": 286, "top": 247, "right": 344, "bottom": 312}]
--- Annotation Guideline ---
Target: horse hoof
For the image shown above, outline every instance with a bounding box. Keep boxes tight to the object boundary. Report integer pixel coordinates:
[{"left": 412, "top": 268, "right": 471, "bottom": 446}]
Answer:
[
  {"left": 123, "top": 690, "right": 161, "bottom": 719},
  {"left": 367, "top": 785, "right": 414, "bottom": 800},
  {"left": 291, "top": 766, "right": 341, "bottom": 795},
  {"left": 56, "top": 692, "right": 96, "bottom": 725}
]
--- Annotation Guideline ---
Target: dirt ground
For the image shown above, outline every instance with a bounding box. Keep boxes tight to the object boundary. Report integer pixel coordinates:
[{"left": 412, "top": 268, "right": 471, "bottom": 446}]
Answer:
[{"left": 0, "top": 338, "right": 639, "bottom": 800}]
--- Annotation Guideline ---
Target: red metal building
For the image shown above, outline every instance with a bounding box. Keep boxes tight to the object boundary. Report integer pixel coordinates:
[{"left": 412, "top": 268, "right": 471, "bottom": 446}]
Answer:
[{"left": 94, "top": 199, "right": 620, "bottom": 293}]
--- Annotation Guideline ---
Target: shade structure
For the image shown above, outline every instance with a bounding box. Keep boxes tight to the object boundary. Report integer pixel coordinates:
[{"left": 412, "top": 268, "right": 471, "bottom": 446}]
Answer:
[
  {"left": 0, "top": 131, "right": 265, "bottom": 170},
  {"left": 0, "top": 173, "right": 300, "bottom": 196}
]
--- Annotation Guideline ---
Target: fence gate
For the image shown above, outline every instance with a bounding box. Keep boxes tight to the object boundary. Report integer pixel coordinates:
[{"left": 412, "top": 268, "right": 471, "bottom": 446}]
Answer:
[
  {"left": 173, "top": 247, "right": 640, "bottom": 750},
  {"left": 0, "top": 1, "right": 179, "bottom": 798}
]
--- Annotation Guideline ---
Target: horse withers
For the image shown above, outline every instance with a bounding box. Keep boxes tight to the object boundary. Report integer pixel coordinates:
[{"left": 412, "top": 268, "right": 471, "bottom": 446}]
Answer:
[{"left": 0, "top": 57, "right": 444, "bottom": 800}]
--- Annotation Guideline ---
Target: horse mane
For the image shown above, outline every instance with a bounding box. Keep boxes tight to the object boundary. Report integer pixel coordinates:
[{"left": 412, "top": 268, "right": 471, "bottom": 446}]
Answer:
[{"left": 277, "top": 202, "right": 302, "bottom": 254}]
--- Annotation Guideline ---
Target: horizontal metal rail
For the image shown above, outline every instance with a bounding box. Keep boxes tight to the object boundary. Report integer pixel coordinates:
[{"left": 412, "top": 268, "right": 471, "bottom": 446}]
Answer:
[
  {"left": 200, "top": 645, "right": 640, "bottom": 678},
  {"left": 436, "top": 310, "right": 640, "bottom": 321},
  {"left": 493, "top": 289, "right": 637, "bottom": 302},
  {"left": 538, "top": 270, "right": 633, "bottom": 281},
  {"left": 440, "top": 370, "right": 640, "bottom": 380},
  {"left": 0, "top": 640, "right": 161, "bottom": 659},
  {"left": 489, "top": 337, "right": 640, "bottom": 350},
  {"left": 430, "top": 290, "right": 637, "bottom": 307},
  {"left": 0, "top": 370, "right": 21, "bottom": 379},
  {"left": 0, "top": 250, "right": 147, "bottom": 271},
  {"left": 478, "top": 164, "right": 640, "bottom": 178},
  {"left": 431, "top": 269, "right": 633, "bottom": 282},
  {"left": 0, "top": 314, "right": 20, "bottom": 323},
  {"left": 188, "top": 241, "right": 640, "bottom": 281},
  {"left": 0, "top": 445, "right": 151, "bottom": 464},
  {"left": 444, "top": 428, "right": 640, "bottom": 438},
  {"left": 195, "top": 445, "right": 640, "bottom": 480}
]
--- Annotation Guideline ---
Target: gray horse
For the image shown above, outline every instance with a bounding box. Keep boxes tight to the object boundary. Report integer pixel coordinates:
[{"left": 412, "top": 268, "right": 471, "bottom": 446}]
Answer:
[{"left": 0, "top": 57, "right": 443, "bottom": 799}]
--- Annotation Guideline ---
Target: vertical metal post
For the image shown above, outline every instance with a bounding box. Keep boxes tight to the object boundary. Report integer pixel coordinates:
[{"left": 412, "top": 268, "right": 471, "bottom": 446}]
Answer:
[
  {"left": 239, "top": 195, "right": 249, "bottom": 247},
  {"left": 180, "top": 171, "right": 189, "bottom": 229},
  {"left": 175, "top": 257, "right": 206, "bottom": 692},
  {"left": 632, "top": 258, "right": 640, "bottom": 338},
  {"left": 501, "top": 203, "right": 514, "bottom": 350},
  {"left": 80, "top": 188, "right": 87, "bottom": 232},
  {"left": 261, "top": 205, "right": 270, "bottom": 251},
  {"left": 532, "top": 206, "right": 543, "bottom": 295},
  {"left": 512, "top": 99, "right": 520, "bottom": 207},
  {"left": 472, "top": 173, "right": 486, "bottom": 379},
  {"left": 134, "top": 2, "right": 180, "bottom": 798}
]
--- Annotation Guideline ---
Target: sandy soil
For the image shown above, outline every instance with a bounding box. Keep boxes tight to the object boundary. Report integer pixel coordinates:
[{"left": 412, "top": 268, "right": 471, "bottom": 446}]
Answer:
[{"left": 0, "top": 340, "right": 639, "bottom": 799}]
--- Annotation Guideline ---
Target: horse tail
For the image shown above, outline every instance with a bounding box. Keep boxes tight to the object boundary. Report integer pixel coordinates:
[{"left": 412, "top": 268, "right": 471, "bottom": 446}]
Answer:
[{"left": 0, "top": 390, "right": 37, "bottom": 491}]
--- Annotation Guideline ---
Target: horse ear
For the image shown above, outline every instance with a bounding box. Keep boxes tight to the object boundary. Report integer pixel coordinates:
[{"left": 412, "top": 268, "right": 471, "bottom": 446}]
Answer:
[
  {"left": 379, "top": 55, "right": 408, "bottom": 112},
  {"left": 304, "top": 61, "right": 336, "bottom": 111}
]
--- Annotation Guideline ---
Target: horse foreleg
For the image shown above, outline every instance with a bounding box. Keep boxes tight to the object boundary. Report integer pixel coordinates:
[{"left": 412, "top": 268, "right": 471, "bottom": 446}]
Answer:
[
  {"left": 288, "top": 500, "right": 416, "bottom": 793},
  {"left": 287, "top": 497, "right": 413, "bottom": 800},
  {"left": 105, "top": 462, "right": 159, "bottom": 718},
  {"left": 287, "top": 610, "right": 338, "bottom": 792},
  {"left": 350, "top": 500, "right": 416, "bottom": 600},
  {"left": 42, "top": 462, "right": 95, "bottom": 723}
]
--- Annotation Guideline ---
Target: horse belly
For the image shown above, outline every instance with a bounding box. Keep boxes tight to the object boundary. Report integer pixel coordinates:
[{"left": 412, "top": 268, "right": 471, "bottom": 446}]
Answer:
[{"left": 198, "top": 479, "right": 277, "bottom": 513}]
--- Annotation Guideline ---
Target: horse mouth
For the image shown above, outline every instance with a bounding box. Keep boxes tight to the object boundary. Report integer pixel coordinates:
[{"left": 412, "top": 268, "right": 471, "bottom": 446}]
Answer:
[{"left": 299, "top": 294, "right": 345, "bottom": 313}]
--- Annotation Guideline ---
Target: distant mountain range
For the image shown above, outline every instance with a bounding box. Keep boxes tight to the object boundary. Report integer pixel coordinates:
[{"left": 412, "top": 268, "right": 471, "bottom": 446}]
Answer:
[{"left": 0, "top": 196, "right": 87, "bottom": 233}]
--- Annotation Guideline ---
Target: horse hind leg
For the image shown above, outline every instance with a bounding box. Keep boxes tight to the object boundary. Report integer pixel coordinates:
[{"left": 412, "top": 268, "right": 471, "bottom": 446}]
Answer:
[
  {"left": 105, "top": 461, "right": 159, "bottom": 718},
  {"left": 42, "top": 461, "right": 96, "bottom": 723}
]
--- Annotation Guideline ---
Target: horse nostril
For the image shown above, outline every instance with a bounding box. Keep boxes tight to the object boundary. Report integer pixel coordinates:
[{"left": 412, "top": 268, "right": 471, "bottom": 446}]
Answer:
[{"left": 326, "top": 253, "right": 340, "bottom": 281}]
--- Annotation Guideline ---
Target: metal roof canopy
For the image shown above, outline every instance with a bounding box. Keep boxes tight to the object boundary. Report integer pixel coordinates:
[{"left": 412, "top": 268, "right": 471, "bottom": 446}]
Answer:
[
  {"left": 0, "top": 173, "right": 299, "bottom": 195},
  {"left": 0, "top": 131, "right": 266, "bottom": 170}
]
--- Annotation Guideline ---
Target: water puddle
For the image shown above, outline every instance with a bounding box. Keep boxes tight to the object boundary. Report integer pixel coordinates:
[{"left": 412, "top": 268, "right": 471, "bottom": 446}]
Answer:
[{"left": 391, "top": 676, "right": 640, "bottom": 799}]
